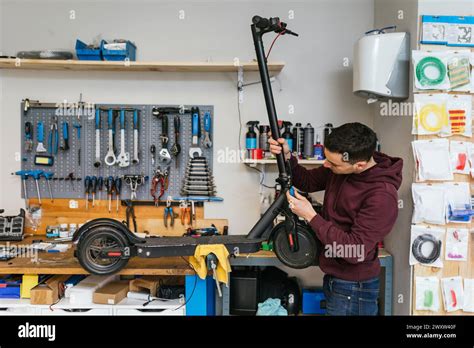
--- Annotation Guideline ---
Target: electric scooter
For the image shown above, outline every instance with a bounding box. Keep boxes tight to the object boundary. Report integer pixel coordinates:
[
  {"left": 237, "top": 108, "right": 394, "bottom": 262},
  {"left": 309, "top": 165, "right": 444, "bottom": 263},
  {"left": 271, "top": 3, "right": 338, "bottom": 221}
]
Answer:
[{"left": 73, "top": 16, "right": 321, "bottom": 275}]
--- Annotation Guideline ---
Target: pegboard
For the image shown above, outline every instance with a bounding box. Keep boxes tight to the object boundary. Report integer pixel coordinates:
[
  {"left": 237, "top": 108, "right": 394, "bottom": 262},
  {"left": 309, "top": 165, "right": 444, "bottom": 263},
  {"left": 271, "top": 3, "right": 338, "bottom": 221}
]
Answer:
[{"left": 20, "top": 103, "right": 214, "bottom": 201}]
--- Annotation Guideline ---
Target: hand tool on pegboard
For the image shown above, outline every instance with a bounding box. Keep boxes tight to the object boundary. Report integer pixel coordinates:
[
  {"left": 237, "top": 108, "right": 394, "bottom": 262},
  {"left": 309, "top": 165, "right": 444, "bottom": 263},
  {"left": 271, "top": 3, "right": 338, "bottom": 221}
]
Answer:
[
  {"left": 24, "top": 122, "right": 33, "bottom": 152},
  {"left": 189, "top": 107, "right": 203, "bottom": 159},
  {"left": 115, "top": 176, "right": 122, "bottom": 212},
  {"left": 48, "top": 116, "right": 59, "bottom": 155},
  {"left": 132, "top": 109, "right": 140, "bottom": 165},
  {"left": 60, "top": 121, "right": 70, "bottom": 151},
  {"left": 202, "top": 111, "right": 212, "bottom": 148},
  {"left": 13, "top": 171, "right": 30, "bottom": 209},
  {"left": 29, "top": 170, "right": 43, "bottom": 205},
  {"left": 91, "top": 176, "right": 98, "bottom": 207},
  {"left": 151, "top": 168, "right": 169, "bottom": 205},
  {"left": 36, "top": 122, "right": 47, "bottom": 153},
  {"left": 105, "top": 176, "right": 114, "bottom": 213},
  {"left": 97, "top": 176, "right": 103, "bottom": 202},
  {"left": 154, "top": 111, "right": 171, "bottom": 166},
  {"left": 170, "top": 115, "right": 181, "bottom": 168},
  {"left": 124, "top": 175, "right": 148, "bottom": 201},
  {"left": 116, "top": 109, "right": 130, "bottom": 167},
  {"left": 164, "top": 196, "right": 176, "bottom": 227},
  {"left": 150, "top": 144, "right": 156, "bottom": 166},
  {"left": 84, "top": 176, "right": 91, "bottom": 210},
  {"left": 105, "top": 109, "right": 117, "bottom": 166},
  {"left": 94, "top": 108, "right": 102, "bottom": 168},
  {"left": 179, "top": 200, "right": 191, "bottom": 226},
  {"left": 73, "top": 123, "right": 82, "bottom": 166},
  {"left": 41, "top": 171, "right": 54, "bottom": 203}
]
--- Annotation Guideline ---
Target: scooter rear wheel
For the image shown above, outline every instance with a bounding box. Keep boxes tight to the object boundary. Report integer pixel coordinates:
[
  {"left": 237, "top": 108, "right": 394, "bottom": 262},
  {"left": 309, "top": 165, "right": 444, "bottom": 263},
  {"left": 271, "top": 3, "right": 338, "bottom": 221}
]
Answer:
[
  {"left": 76, "top": 227, "right": 130, "bottom": 275},
  {"left": 272, "top": 221, "right": 319, "bottom": 269}
]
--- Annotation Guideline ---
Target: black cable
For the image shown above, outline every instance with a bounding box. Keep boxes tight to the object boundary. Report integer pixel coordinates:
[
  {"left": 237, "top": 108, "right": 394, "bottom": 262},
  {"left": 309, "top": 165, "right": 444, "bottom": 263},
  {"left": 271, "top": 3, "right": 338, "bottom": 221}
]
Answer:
[
  {"left": 171, "top": 256, "right": 198, "bottom": 312},
  {"left": 412, "top": 233, "right": 442, "bottom": 264}
]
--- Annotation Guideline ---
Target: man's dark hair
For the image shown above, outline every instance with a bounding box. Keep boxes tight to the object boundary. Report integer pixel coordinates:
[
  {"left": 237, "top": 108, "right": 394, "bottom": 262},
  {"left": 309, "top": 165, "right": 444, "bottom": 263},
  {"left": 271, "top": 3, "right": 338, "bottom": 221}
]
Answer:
[{"left": 324, "top": 122, "right": 377, "bottom": 163}]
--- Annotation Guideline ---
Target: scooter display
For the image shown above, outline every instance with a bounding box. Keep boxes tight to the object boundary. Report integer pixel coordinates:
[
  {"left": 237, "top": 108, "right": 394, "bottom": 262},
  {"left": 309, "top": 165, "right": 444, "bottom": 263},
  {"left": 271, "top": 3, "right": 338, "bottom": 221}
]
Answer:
[{"left": 73, "top": 15, "right": 321, "bottom": 275}]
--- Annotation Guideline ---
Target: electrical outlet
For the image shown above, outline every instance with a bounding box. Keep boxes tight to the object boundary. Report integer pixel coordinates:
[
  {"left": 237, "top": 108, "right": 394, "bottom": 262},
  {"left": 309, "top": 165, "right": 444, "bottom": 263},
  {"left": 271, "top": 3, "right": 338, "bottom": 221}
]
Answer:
[
  {"left": 14, "top": 152, "right": 21, "bottom": 162},
  {"left": 69, "top": 200, "right": 79, "bottom": 209}
]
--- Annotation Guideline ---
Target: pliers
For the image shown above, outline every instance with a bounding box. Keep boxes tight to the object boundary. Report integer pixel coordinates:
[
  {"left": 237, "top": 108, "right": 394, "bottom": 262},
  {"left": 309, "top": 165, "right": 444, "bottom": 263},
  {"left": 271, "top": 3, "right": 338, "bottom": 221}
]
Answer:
[
  {"left": 180, "top": 200, "right": 191, "bottom": 226},
  {"left": 164, "top": 196, "right": 175, "bottom": 227},
  {"left": 48, "top": 116, "right": 59, "bottom": 155}
]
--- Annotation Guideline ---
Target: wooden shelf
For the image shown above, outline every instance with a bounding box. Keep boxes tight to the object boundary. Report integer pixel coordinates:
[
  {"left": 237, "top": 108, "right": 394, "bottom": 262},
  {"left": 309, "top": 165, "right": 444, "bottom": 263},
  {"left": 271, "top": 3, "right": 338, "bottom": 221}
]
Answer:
[
  {"left": 0, "top": 58, "right": 285, "bottom": 73},
  {"left": 243, "top": 158, "right": 324, "bottom": 166}
]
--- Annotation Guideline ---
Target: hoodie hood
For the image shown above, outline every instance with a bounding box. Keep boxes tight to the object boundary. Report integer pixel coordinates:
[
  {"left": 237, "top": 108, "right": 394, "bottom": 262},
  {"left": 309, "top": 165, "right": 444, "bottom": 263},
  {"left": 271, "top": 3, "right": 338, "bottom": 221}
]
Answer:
[{"left": 352, "top": 151, "right": 403, "bottom": 190}]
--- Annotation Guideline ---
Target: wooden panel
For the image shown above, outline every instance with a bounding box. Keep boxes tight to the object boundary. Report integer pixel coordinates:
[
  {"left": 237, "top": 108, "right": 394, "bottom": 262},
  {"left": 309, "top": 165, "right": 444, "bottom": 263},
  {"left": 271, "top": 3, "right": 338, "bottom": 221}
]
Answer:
[
  {"left": 24, "top": 199, "right": 229, "bottom": 237},
  {"left": 0, "top": 58, "right": 285, "bottom": 73}
]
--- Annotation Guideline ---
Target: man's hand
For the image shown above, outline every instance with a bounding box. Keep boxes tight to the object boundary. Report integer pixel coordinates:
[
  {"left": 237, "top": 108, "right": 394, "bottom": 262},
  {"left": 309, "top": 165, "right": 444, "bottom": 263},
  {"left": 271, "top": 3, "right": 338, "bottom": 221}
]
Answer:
[
  {"left": 268, "top": 135, "right": 291, "bottom": 160},
  {"left": 286, "top": 189, "right": 317, "bottom": 222}
]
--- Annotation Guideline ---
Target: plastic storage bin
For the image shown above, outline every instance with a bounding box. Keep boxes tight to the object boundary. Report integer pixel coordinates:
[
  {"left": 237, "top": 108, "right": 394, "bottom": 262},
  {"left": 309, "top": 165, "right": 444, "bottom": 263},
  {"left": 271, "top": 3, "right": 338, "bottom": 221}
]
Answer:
[
  {"left": 302, "top": 288, "right": 326, "bottom": 315},
  {"left": 101, "top": 40, "right": 136, "bottom": 61},
  {"left": 75, "top": 39, "right": 102, "bottom": 61}
]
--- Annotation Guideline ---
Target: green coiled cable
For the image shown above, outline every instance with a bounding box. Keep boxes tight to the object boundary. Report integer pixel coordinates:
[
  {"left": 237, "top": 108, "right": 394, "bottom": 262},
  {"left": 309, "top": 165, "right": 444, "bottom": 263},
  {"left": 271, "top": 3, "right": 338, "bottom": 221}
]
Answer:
[{"left": 416, "top": 56, "right": 446, "bottom": 87}]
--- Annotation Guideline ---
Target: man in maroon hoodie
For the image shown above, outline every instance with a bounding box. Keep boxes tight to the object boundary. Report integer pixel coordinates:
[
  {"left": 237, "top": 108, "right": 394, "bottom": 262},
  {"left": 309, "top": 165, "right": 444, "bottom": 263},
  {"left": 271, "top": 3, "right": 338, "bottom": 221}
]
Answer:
[{"left": 269, "top": 122, "right": 402, "bottom": 316}]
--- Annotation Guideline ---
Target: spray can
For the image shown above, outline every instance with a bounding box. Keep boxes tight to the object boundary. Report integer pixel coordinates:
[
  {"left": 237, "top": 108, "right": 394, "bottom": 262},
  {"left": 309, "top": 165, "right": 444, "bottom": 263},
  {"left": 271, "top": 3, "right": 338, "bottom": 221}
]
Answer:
[
  {"left": 259, "top": 125, "right": 270, "bottom": 154},
  {"left": 246, "top": 121, "right": 259, "bottom": 156},
  {"left": 303, "top": 123, "right": 314, "bottom": 159},
  {"left": 313, "top": 134, "right": 324, "bottom": 160},
  {"left": 323, "top": 123, "right": 333, "bottom": 143},
  {"left": 292, "top": 122, "right": 304, "bottom": 158},
  {"left": 282, "top": 122, "right": 293, "bottom": 152}
]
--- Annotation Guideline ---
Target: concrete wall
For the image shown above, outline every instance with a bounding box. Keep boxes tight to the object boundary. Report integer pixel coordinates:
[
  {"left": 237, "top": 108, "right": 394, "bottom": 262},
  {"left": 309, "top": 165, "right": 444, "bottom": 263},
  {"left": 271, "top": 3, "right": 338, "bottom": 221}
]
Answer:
[
  {"left": 0, "top": 0, "right": 374, "bottom": 287},
  {"left": 373, "top": 0, "right": 418, "bottom": 315}
]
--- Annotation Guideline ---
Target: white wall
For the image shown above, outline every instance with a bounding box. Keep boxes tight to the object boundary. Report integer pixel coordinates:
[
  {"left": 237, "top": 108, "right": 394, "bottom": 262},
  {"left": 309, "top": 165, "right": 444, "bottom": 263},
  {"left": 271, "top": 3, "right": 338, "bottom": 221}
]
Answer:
[
  {"left": 0, "top": 0, "right": 4, "bottom": 210},
  {"left": 0, "top": 0, "right": 374, "bottom": 286},
  {"left": 419, "top": 0, "right": 474, "bottom": 15}
]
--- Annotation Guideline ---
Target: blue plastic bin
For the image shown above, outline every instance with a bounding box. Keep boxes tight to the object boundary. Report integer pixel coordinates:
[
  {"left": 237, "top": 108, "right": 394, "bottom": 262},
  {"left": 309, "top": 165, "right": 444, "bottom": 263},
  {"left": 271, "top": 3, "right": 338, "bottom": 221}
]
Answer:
[
  {"left": 101, "top": 40, "right": 137, "bottom": 61},
  {"left": 75, "top": 39, "right": 102, "bottom": 61},
  {"left": 0, "top": 275, "right": 21, "bottom": 299},
  {"left": 302, "top": 288, "right": 326, "bottom": 315}
]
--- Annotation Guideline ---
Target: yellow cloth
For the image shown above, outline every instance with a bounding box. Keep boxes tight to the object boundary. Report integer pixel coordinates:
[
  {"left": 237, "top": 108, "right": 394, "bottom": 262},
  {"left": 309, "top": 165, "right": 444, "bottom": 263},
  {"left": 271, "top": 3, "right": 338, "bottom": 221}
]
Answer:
[{"left": 189, "top": 244, "right": 231, "bottom": 285}]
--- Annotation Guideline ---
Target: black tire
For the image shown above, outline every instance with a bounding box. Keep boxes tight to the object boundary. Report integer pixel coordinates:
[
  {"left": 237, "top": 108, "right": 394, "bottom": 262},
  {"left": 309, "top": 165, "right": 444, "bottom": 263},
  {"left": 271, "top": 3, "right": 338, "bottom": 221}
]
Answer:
[
  {"left": 272, "top": 222, "right": 319, "bottom": 269},
  {"left": 76, "top": 226, "right": 130, "bottom": 275}
]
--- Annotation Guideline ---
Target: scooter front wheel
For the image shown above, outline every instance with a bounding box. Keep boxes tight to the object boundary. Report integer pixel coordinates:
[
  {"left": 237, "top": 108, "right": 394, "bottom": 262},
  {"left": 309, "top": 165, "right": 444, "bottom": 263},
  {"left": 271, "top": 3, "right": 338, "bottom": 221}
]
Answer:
[
  {"left": 76, "top": 227, "right": 131, "bottom": 275},
  {"left": 272, "top": 221, "right": 320, "bottom": 269}
]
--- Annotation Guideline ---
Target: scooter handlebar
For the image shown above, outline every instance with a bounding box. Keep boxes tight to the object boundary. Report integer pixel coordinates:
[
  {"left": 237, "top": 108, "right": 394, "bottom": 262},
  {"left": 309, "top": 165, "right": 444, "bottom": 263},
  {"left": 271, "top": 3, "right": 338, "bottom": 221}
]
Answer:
[{"left": 252, "top": 15, "right": 298, "bottom": 36}]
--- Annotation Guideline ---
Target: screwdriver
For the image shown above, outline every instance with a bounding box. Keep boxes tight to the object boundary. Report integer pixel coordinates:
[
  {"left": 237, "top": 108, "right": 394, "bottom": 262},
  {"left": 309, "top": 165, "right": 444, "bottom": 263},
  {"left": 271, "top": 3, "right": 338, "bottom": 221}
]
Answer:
[
  {"left": 97, "top": 176, "right": 104, "bottom": 202},
  {"left": 106, "top": 176, "right": 114, "bottom": 213},
  {"left": 115, "top": 177, "right": 122, "bottom": 213},
  {"left": 14, "top": 171, "right": 30, "bottom": 209},
  {"left": 84, "top": 176, "right": 91, "bottom": 210},
  {"left": 29, "top": 170, "right": 43, "bottom": 206},
  {"left": 91, "top": 176, "right": 98, "bottom": 207}
]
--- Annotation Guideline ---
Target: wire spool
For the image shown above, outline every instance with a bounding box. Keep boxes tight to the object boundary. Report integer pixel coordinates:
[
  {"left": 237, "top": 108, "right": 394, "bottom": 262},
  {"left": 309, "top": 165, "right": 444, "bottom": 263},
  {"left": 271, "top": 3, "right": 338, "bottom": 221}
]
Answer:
[
  {"left": 411, "top": 233, "right": 442, "bottom": 264},
  {"left": 416, "top": 103, "right": 448, "bottom": 133},
  {"left": 416, "top": 56, "right": 446, "bottom": 87}
]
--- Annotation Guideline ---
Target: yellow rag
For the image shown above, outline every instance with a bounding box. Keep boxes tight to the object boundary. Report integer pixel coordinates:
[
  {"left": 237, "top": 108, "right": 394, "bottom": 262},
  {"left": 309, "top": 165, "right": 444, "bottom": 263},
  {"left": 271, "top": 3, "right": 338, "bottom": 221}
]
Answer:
[{"left": 189, "top": 244, "right": 231, "bottom": 285}]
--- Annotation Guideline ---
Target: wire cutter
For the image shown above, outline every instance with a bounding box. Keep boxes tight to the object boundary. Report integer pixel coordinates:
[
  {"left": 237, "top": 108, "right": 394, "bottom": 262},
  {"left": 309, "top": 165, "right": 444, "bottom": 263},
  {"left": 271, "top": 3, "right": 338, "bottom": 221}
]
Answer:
[
  {"left": 48, "top": 116, "right": 59, "bottom": 155},
  {"left": 180, "top": 200, "right": 191, "bottom": 226},
  {"left": 164, "top": 196, "right": 175, "bottom": 228}
]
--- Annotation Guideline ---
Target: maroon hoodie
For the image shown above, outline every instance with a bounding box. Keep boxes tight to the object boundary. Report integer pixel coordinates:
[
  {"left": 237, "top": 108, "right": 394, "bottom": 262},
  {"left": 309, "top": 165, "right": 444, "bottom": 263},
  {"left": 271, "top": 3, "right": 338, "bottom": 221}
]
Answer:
[{"left": 290, "top": 152, "right": 402, "bottom": 281}]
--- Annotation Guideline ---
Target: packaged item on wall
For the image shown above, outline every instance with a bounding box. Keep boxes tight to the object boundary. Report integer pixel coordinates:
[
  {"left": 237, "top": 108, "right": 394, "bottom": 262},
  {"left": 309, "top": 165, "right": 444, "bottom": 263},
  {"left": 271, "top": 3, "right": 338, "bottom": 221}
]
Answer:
[
  {"left": 447, "top": 94, "right": 472, "bottom": 137},
  {"left": 413, "top": 50, "right": 450, "bottom": 90},
  {"left": 445, "top": 182, "right": 472, "bottom": 223},
  {"left": 412, "top": 139, "right": 453, "bottom": 181},
  {"left": 449, "top": 140, "right": 470, "bottom": 175},
  {"left": 471, "top": 53, "right": 474, "bottom": 92},
  {"left": 463, "top": 279, "right": 474, "bottom": 313},
  {"left": 447, "top": 51, "right": 471, "bottom": 91},
  {"left": 446, "top": 16, "right": 474, "bottom": 47},
  {"left": 420, "top": 15, "right": 450, "bottom": 45},
  {"left": 415, "top": 277, "right": 440, "bottom": 312},
  {"left": 445, "top": 228, "right": 469, "bottom": 261},
  {"left": 412, "top": 93, "right": 449, "bottom": 135},
  {"left": 441, "top": 276, "right": 464, "bottom": 312},
  {"left": 411, "top": 183, "right": 447, "bottom": 225},
  {"left": 410, "top": 225, "right": 444, "bottom": 268}
]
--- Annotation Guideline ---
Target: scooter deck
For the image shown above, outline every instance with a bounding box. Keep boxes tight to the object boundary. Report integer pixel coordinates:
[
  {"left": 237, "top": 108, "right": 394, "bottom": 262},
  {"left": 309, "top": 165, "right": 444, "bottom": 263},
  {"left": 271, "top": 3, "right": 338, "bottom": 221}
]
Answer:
[{"left": 135, "top": 235, "right": 264, "bottom": 258}]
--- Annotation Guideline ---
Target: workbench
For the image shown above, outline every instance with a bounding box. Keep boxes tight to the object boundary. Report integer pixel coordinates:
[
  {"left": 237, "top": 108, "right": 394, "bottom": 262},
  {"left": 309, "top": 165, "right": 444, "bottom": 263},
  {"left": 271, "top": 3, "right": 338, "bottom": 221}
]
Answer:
[{"left": 222, "top": 249, "right": 393, "bottom": 316}]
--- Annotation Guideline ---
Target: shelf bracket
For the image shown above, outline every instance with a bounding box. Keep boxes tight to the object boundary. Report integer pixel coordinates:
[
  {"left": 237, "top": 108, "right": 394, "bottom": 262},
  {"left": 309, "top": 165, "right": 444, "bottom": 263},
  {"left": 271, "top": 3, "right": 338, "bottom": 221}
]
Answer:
[{"left": 237, "top": 66, "right": 244, "bottom": 104}]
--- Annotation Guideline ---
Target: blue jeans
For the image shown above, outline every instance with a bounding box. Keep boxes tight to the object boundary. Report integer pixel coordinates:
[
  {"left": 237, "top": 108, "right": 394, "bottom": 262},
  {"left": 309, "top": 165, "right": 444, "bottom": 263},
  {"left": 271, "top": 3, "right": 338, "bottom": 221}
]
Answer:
[{"left": 323, "top": 274, "right": 380, "bottom": 316}]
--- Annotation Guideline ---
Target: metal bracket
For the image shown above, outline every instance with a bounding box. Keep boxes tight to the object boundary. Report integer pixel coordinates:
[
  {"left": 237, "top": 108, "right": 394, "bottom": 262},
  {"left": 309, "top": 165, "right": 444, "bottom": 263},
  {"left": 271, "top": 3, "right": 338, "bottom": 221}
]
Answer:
[{"left": 237, "top": 66, "right": 244, "bottom": 104}]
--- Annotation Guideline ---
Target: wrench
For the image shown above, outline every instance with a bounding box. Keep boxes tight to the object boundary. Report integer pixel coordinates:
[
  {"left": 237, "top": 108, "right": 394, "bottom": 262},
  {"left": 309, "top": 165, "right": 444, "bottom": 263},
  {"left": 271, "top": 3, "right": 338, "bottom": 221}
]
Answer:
[
  {"left": 158, "top": 114, "right": 172, "bottom": 165},
  {"left": 94, "top": 108, "right": 102, "bottom": 167},
  {"left": 104, "top": 109, "right": 117, "bottom": 166},
  {"left": 202, "top": 111, "right": 212, "bottom": 148},
  {"left": 132, "top": 109, "right": 139, "bottom": 165},
  {"left": 189, "top": 107, "right": 201, "bottom": 158},
  {"left": 116, "top": 109, "right": 130, "bottom": 167}
]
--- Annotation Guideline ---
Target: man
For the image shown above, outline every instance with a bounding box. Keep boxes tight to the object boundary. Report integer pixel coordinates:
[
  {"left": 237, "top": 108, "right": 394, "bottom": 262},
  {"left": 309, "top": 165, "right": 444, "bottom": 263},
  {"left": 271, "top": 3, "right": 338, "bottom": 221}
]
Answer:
[{"left": 269, "top": 122, "right": 402, "bottom": 316}]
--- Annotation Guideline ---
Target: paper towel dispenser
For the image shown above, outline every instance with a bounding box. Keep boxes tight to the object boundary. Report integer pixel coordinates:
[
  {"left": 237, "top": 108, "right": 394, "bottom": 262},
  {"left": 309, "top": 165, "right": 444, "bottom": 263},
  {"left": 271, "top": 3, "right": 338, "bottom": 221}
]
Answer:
[{"left": 353, "top": 28, "right": 410, "bottom": 101}]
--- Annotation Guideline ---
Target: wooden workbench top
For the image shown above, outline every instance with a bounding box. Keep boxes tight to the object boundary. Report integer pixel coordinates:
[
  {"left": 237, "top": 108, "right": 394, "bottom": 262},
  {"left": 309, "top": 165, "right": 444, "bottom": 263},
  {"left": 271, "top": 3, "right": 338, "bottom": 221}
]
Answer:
[{"left": 0, "top": 237, "right": 391, "bottom": 276}]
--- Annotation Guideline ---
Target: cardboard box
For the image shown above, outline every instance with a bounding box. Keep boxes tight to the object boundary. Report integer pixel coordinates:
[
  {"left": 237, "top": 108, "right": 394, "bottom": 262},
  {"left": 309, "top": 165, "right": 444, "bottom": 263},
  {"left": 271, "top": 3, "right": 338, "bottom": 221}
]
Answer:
[
  {"left": 129, "top": 277, "right": 161, "bottom": 296},
  {"left": 20, "top": 274, "right": 39, "bottom": 299},
  {"left": 93, "top": 281, "right": 129, "bottom": 305},
  {"left": 30, "top": 275, "right": 70, "bottom": 305}
]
